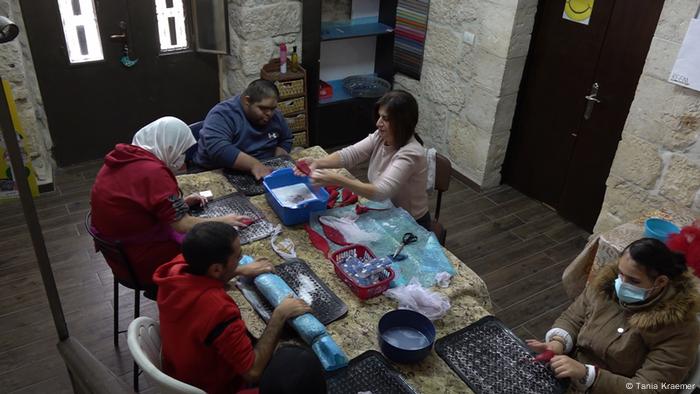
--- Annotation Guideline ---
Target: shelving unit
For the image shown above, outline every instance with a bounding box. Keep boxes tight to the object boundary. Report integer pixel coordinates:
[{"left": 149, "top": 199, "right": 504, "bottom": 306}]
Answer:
[
  {"left": 260, "top": 59, "right": 309, "bottom": 148},
  {"left": 321, "top": 17, "right": 394, "bottom": 41},
  {"left": 302, "top": 0, "right": 398, "bottom": 148}
]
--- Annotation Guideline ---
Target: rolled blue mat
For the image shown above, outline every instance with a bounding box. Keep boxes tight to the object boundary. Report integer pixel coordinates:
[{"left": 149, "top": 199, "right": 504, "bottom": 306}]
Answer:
[{"left": 239, "top": 256, "right": 349, "bottom": 371}]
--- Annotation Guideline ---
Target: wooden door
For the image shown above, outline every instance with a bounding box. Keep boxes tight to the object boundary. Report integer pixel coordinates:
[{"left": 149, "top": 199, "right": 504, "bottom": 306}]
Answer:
[
  {"left": 503, "top": 0, "right": 665, "bottom": 231},
  {"left": 19, "top": 0, "right": 220, "bottom": 166}
]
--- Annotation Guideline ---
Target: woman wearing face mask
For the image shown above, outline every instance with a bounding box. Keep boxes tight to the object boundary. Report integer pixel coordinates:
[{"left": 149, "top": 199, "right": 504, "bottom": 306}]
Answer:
[
  {"left": 295, "top": 90, "right": 431, "bottom": 230},
  {"left": 90, "top": 116, "right": 248, "bottom": 294},
  {"left": 527, "top": 238, "right": 700, "bottom": 393}
]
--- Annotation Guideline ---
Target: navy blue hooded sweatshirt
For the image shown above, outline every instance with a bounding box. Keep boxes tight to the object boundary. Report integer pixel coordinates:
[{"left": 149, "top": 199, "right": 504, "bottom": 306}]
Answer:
[{"left": 193, "top": 95, "right": 293, "bottom": 169}]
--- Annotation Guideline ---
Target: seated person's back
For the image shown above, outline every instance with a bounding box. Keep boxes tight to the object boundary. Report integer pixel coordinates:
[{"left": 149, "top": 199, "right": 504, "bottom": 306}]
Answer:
[
  {"left": 155, "top": 253, "right": 252, "bottom": 392},
  {"left": 90, "top": 117, "right": 195, "bottom": 287},
  {"left": 193, "top": 79, "right": 293, "bottom": 178}
]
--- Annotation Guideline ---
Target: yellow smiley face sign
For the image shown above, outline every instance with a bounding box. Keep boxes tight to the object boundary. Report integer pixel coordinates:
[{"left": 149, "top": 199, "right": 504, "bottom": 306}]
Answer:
[{"left": 563, "top": 0, "right": 594, "bottom": 25}]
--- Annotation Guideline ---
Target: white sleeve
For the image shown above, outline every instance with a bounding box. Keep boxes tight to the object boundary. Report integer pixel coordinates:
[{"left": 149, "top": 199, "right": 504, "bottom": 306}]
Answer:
[{"left": 545, "top": 327, "right": 574, "bottom": 353}]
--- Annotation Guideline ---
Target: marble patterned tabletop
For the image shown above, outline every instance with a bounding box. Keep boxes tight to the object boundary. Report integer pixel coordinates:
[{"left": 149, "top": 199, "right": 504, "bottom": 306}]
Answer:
[{"left": 177, "top": 146, "right": 493, "bottom": 393}]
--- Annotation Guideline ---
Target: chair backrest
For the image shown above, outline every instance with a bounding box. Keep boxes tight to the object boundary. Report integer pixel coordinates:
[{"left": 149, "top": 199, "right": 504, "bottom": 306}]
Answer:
[
  {"left": 85, "top": 211, "right": 142, "bottom": 289},
  {"left": 433, "top": 153, "right": 452, "bottom": 220},
  {"left": 185, "top": 121, "right": 204, "bottom": 163},
  {"left": 127, "top": 317, "right": 206, "bottom": 394}
]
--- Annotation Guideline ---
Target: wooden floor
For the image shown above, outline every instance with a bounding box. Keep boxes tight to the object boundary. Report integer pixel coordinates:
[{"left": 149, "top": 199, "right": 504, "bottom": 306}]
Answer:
[{"left": 0, "top": 160, "right": 589, "bottom": 392}]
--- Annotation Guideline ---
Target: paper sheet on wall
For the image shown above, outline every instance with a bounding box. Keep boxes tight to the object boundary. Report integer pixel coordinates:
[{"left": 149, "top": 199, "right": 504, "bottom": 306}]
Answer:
[
  {"left": 669, "top": 18, "right": 700, "bottom": 92},
  {"left": 562, "top": 0, "right": 595, "bottom": 26}
]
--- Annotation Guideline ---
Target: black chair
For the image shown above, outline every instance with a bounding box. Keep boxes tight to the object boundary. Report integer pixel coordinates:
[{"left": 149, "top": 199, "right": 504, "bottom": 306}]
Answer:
[
  {"left": 184, "top": 121, "right": 204, "bottom": 164},
  {"left": 85, "top": 211, "right": 144, "bottom": 391},
  {"left": 432, "top": 153, "right": 451, "bottom": 246}
]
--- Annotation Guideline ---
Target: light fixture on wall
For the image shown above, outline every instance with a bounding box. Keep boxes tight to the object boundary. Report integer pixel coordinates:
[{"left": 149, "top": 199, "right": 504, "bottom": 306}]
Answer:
[{"left": 0, "top": 16, "right": 19, "bottom": 43}]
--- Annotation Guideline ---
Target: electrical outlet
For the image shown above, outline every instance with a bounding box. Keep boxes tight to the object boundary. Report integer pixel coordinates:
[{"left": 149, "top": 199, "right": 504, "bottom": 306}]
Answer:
[{"left": 463, "top": 31, "right": 475, "bottom": 45}]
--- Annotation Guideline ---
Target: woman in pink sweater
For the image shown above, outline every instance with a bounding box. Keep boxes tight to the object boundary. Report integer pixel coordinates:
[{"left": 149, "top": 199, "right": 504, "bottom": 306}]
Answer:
[{"left": 297, "top": 90, "right": 430, "bottom": 230}]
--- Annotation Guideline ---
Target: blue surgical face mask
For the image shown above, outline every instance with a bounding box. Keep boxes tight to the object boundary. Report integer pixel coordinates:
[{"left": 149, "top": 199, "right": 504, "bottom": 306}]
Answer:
[{"left": 614, "top": 276, "right": 654, "bottom": 303}]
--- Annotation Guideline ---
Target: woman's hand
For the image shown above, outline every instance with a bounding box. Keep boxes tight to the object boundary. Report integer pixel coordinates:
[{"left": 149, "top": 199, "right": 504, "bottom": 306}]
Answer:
[
  {"left": 550, "top": 355, "right": 586, "bottom": 380},
  {"left": 293, "top": 158, "right": 317, "bottom": 177},
  {"left": 184, "top": 193, "right": 207, "bottom": 208},
  {"left": 235, "top": 258, "right": 275, "bottom": 278},
  {"left": 310, "top": 169, "right": 340, "bottom": 186},
  {"left": 526, "top": 339, "right": 564, "bottom": 355}
]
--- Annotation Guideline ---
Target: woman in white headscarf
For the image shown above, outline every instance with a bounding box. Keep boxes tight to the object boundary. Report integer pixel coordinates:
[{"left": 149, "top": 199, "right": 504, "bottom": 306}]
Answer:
[{"left": 90, "top": 117, "right": 249, "bottom": 292}]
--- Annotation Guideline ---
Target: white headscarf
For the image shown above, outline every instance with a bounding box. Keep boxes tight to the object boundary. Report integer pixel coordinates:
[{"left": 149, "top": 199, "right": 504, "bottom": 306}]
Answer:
[{"left": 132, "top": 116, "right": 196, "bottom": 170}]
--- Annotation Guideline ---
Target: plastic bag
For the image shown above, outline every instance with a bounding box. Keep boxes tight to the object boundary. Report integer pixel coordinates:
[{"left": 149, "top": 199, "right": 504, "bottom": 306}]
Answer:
[
  {"left": 270, "top": 224, "right": 296, "bottom": 260},
  {"left": 339, "top": 255, "right": 392, "bottom": 286},
  {"left": 238, "top": 255, "right": 349, "bottom": 371},
  {"left": 384, "top": 278, "right": 451, "bottom": 321},
  {"left": 435, "top": 271, "right": 452, "bottom": 288},
  {"left": 318, "top": 214, "right": 380, "bottom": 244},
  {"left": 310, "top": 206, "right": 455, "bottom": 288}
]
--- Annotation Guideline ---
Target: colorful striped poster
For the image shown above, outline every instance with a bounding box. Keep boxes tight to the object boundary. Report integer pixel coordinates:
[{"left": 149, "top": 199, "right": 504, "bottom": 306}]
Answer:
[{"left": 394, "top": 0, "right": 430, "bottom": 79}]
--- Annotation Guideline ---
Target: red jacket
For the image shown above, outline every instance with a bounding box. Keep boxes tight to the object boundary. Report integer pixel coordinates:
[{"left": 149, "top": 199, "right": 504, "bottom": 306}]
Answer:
[
  {"left": 153, "top": 256, "right": 255, "bottom": 394},
  {"left": 90, "top": 144, "right": 184, "bottom": 286}
]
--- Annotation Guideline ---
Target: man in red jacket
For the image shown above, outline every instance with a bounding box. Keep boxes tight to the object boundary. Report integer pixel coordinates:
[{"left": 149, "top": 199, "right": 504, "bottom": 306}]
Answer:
[{"left": 153, "top": 221, "right": 322, "bottom": 393}]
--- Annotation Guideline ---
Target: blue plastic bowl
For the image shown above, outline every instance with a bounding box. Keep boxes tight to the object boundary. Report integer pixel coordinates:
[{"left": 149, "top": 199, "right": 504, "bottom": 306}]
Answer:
[
  {"left": 644, "top": 218, "right": 680, "bottom": 242},
  {"left": 378, "top": 309, "right": 435, "bottom": 364}
]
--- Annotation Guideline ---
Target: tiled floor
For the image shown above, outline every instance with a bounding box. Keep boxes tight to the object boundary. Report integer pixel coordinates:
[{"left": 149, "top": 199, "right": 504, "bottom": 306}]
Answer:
[{"left": 0, "top": 159, "right": 589, "bottom": 392}]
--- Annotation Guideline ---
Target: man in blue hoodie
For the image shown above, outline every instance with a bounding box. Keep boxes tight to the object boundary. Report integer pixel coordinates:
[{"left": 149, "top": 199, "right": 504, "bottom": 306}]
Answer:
[{"left": 193, "top": 79, "right": 293, "bottom": 179}]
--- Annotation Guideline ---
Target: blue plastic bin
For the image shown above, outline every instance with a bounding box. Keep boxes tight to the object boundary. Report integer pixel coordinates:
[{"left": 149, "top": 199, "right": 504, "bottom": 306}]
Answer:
[
  {"left": 644, "top": 218, "right": 680, "bottom": 242},
  {"left": 263, "top": 168, "right": 329, "bottom": 226}
]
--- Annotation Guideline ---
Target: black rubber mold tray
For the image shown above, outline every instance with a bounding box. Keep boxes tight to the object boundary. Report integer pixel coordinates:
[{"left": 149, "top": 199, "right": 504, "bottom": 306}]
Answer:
[
  {"left": 236, "top": 258, "right": 348, "bottom": 325},
  {"left": 223, "top": 155, "right": 296, "bottom": 196},
  {"left": 189, "top": 192, "right": 274, "bottom": 244},
  {"left": 326, "top": 350, "right": 417, "bottom": 394},
  {"left": 435, "top": 316, "right": 568, "bottom": 394}
]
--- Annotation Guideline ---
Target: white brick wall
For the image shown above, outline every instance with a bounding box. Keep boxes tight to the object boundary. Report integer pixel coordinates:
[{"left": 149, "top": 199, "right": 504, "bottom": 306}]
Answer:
[
  {"left": 394, "top": 0, "right": 536, "bottom": 188},
  {"left": 222, "top": 0, "right": 303, "bottom": 98},
  {"left": 0, "top": 0, "right": 53, "bottom": 183}
]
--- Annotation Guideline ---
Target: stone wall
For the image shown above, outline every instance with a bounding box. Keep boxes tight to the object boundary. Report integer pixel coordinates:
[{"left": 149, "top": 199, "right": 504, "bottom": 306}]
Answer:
[
  {"left": 222, "top": 0, "right": 303, "bottom": 97},
  {"left": 221, "top": 0, "right": 537, "bottom": 188},
  {"left": 393, "top": 0, "right": 537, "bottom": 188},
  {"left": 0, "top": 0, "right": 53, "bottom": 183},
  {"left": 594, "top": 0, "right": 700, "bottom": 233},
  {"left": 221, "top": 0, "right": 351, "bottom": 97},
  {"left": 322, "top": 0, "right": 351, "bottom": 22}
]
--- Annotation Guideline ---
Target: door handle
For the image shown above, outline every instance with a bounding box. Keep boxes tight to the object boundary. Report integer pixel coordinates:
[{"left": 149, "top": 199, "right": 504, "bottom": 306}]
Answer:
[
  {"left": 583, "top": 82, "right": 600, "bottom": 120},
  {"left": 109, "top": 21, "right": 128, "bottom": 43},
  {"left": 585, "top": 94, "right": 600, "bottom": 103}
]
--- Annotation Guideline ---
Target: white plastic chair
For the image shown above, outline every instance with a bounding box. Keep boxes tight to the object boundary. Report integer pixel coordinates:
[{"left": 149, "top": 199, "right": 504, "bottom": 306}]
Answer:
[{"left": 127, "top": 317, "right": 206, "bottom": 394}]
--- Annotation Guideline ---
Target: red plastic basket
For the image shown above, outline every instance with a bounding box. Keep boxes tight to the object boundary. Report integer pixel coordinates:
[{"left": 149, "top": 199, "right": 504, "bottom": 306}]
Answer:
[{"left": 329, "top": 244, "right": 394, "bottom": 300}]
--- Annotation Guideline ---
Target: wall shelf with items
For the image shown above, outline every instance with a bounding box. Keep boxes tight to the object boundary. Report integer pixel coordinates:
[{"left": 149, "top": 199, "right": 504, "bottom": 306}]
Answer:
[
  {"left": 303, "top": 0, "right": 398, "bottom": 148},
  {"left": 321, "top": 17, "right": 394, "bottom": 41},
  {"left": 260, "top": 59, "right": 309, "bottom": 148}
]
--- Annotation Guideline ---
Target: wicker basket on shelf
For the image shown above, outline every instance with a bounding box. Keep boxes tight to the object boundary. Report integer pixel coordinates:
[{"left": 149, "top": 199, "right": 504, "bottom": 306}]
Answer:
[{"left": 278, "top": 97, "right": 305, "bottom": 116}]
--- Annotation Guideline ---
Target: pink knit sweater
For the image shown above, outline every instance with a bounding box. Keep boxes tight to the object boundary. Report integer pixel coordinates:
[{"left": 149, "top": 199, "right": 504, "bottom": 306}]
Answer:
[{"left": 339, "top": 131, "right": 428, "bottom": 218}]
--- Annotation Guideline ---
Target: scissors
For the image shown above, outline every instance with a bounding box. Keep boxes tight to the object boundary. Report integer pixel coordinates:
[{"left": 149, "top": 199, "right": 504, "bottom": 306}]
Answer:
[{"left": 391, "top": 232, "right": 418, "bottom": 260}]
